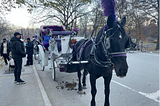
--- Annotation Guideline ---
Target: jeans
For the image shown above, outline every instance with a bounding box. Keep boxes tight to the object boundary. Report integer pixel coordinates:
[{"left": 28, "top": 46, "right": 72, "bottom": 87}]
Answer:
[{"left": 13, "top": 58, "right": 22, "bottom": 82}]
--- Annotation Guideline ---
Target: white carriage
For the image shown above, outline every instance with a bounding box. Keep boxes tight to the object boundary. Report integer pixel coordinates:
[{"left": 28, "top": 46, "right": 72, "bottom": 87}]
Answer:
[{"left": 37, "top": 26, "right": 85, "bottom": 80}]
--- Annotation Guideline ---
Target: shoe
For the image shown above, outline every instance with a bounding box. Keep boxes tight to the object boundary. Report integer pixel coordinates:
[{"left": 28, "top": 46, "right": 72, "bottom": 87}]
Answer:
[
  {"left": 16, "top": 80, "right": 26, "bottom": 85},
  {"left": 24, "top": 64, "right": 29, "bottom": 66},
  {"left": 14, "top": 80, "right": 17, "bottom": 83},
  {"left": 5, "top": 63, "right": 8, "bottom": 65}
]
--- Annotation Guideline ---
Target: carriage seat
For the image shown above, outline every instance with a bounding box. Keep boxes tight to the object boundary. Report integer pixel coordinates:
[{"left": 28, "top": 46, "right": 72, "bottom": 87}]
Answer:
[
  {"left": 43, "top": 40, "right": 61, "bottom": 52},
  {"left": 55, "top": 38, "right": 62, "bottom": 52}
]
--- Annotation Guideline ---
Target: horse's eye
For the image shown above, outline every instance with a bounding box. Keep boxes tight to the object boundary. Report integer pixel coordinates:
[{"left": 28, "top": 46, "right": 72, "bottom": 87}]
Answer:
[{"left": 119, "top": 33, "right": 122, "bottom": 39}]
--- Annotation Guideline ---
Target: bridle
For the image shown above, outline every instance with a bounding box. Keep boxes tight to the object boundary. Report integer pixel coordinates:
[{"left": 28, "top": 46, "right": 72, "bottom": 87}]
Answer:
[
  {"left": 91, "top": 23, "right": 127, "bottom": 67},
  {"left": 96, "top": 23, "right": 127, "bottom": 58}
]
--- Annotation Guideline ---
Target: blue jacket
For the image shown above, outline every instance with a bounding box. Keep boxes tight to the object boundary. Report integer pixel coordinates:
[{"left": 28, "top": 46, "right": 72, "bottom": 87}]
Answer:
[{"left": 43, "top": 35, "right": 50, "bottom": 44}]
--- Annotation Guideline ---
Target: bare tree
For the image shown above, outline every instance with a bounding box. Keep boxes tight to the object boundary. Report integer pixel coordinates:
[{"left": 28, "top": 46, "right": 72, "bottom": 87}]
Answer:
[
  {"left": 88, "top": 0, "right": 107, "bottom": 38},
  {"left": 30, "top": 0, "right": 91, "bottom": 30},
  {"left": 116, "top": 0, "right": 147, "bottom": 35},
  {"left": 136, "top": 0, "right": 159, "bottom": 49},
  {"left": 0, "top": 17, "right": 10, "bottom": 40}
]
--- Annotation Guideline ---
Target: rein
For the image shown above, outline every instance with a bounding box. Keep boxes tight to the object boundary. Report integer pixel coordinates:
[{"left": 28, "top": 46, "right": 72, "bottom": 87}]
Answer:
[{"left": 111, "top": 53, "right": 126, "bottom": 57}]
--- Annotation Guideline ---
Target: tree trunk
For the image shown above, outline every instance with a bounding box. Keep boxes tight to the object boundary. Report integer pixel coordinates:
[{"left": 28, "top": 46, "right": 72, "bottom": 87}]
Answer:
[{"left": 155, "top": 0, "right": 159, "bottom": 50}]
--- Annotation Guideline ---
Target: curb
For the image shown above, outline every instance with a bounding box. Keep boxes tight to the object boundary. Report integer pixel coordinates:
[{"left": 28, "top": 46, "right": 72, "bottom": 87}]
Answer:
[{"left": 33, "top": 64, "right": 52, "bottom": 106}]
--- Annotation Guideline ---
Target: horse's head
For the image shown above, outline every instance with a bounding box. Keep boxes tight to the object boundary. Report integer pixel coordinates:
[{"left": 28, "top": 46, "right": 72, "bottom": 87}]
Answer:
[{"left": 96, "top": 15, "right": 130, "bottom": 78}]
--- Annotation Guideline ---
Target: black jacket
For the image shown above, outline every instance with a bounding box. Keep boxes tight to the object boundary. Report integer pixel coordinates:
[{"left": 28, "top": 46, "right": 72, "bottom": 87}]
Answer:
[
  {"left": 26, "top": 41, "right": 34, "bottom": 55},
  {"left": 10, "top": 36, "right": 26, "bottom": 59},
  {"left": 0, "top": 41, "right": 10, "bottom": 56}
]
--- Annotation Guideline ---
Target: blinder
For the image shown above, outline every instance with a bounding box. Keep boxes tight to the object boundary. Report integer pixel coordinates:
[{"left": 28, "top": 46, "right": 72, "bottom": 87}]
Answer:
[
  {"left": 102, "top": 28, "right": 113, "bottom": 50},
  {"left": 104, "top": 37, "right": 110, "bottom": 49}
]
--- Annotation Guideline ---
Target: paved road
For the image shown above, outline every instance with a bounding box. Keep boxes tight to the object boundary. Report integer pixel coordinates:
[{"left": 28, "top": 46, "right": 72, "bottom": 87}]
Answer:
[{"left": 34, "top": 52, "right": 159, "bottom": 106}]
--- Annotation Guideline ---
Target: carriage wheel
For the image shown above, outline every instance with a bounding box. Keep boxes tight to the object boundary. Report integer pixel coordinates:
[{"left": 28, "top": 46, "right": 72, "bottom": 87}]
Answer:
[
  {"left": 40, "top": 57, "right": 45, "bottom": 71},
  {"left": 52, "top": 62, "right": 56, "bottom": 81},
  {"left": 34, "top": 51, "right": 38, "bottom": 60},
  {"left": 141, "top": 46, "right": 146, "bottom": 52},
  {"left": 51, "top": 56, "right": 56, "bottom": 81},
  {"left": 42, "top": 66, "right": 45, "bottom": 71},
  {"left": 34, "top": 53, "right": 36, "bottom": 60},
  {"left": 38, "top": 53, "right": 40, "bottom": 64},
  {"left": 34, "top": 47, "right": 39, "bottom": 60},
  {"left": 38, "top": 45, "right": 45, "bottom": 71},
  {"left": 129, "top": 47, "right": 134, "bottom": 53}
]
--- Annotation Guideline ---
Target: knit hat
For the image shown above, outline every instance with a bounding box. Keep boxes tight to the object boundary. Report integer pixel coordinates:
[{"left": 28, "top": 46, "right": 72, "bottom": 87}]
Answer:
[
  {"left": 14, "top": 32, "right": 22, "bottom": 36},
  {"left": 3, "top": 38, "right": 6, "bottom": 40},
  {"left": 27, "top": 38, "right": 30, "bottom": 40}
]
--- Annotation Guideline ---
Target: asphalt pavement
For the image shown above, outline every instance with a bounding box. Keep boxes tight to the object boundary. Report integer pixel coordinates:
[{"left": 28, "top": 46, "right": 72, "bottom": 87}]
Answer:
[
  {"left": 34, "top": 51, "right": 159, "bottom": 106},
  {"left": 0, "top": 51, "right": 159, "bottom": 106}
]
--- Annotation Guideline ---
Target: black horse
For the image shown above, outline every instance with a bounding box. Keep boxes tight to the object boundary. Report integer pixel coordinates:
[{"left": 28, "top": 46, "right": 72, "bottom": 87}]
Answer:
[{"left": 71, "top": 15, "right": 129, "bottom": 106}]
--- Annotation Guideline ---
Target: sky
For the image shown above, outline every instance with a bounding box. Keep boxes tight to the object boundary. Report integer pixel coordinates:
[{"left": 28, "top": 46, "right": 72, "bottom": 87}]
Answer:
[{"left": 6, "top": 8, "right": 33, "bottom": 28}]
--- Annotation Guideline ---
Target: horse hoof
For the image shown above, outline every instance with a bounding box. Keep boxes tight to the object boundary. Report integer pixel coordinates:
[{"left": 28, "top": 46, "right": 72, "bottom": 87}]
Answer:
[
  {"left": 83, "top": 86, "right": 87, "bottom": 89},
  {"left": 77, "top": 91, "right": 83, "bottom": 94}
]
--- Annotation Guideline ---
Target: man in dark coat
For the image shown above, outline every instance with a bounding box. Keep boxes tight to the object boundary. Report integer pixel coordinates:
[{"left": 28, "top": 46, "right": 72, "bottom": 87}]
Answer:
[
  {"left": 24, "top": 38, "right": 34, "bottom": 66},
  {"left": 0, "top": 38, "right": 10, "bottom": 65},
  {"left": 10, "top": 32, "right": 26, "bottom": 85}
]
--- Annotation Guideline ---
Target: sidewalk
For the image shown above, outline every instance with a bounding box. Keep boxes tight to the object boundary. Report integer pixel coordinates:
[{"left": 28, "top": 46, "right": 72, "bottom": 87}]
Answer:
[{"left": 0, "top": 58, "right": 47, "bottom": 106}]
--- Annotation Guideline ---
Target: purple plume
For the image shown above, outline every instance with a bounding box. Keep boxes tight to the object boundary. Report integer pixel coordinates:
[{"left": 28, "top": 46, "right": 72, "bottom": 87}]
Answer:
[
  {"left": 101, "top": 0, "right": 116, "bottom": 16},
  {"left": 72, "top": 27, "right": 79, "bottom": 32}
]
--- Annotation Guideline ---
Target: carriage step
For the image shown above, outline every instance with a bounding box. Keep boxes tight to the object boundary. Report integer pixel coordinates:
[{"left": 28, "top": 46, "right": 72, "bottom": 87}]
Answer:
[
  {"left": 59, "top": 61, "right": 88, "bottom": 66},
  {"left": 69, "top": 61, "right": 88, "bottom": 64}
]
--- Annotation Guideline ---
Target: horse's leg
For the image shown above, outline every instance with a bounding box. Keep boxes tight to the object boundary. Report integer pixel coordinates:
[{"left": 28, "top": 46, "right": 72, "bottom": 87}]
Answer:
[
  {"left": 82, "top": 68, "right": 88, "bottom": 89},
  {"left": 90, "top": 74, "right": 97, "bottom": 106},
  {"left": 77, "top": 69, "right": 83, "bottom": 94},
  {"left": 103, "top": 73, "right": 112, "bottom": 106}
]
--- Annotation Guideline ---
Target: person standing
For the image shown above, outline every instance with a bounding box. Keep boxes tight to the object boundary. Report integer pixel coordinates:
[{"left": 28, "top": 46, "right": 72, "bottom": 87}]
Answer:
[
  {"left": 24, "top": 38, "right": 34, "bottom": 66},
  {"left": 10, "top": 32, "right": 26, "bottom": 85},
  {"left": 0, "top": 38, "right": 10, "bottom": 65}
]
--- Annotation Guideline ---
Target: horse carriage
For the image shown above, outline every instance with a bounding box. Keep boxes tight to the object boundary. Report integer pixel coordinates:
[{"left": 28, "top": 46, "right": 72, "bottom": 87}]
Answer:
[
  {"left": 34, "top": 25, "right": 88, "bottom": 80},
  {"left": 32, "top": 0, "right": 131, "bottom": 105}
]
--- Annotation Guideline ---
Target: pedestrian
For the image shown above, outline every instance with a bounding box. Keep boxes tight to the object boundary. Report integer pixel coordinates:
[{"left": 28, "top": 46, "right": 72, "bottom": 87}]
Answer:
[
  {"left": 0, "top": 38, "right": 10, "bottom": 65},
  {"left": 43, "top": 28, "right": 50, "bottom": 50},
  {"left": 10, "top": 32, "right": 26, "bottom": 85},
  {"left": 24, "top": 38, "right": 34, "bottom": 66}
]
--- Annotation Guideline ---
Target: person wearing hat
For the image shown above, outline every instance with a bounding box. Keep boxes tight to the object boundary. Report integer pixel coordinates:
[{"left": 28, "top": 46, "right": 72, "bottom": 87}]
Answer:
[
  {"left": 0, "top": 38, "right": 10, "bottom": 65},
  {"left": 10, "top": 32, "right": 26, "bottom": 85},
  {"left": 24, "top": 37, "right": 34, "bottom": 66}
]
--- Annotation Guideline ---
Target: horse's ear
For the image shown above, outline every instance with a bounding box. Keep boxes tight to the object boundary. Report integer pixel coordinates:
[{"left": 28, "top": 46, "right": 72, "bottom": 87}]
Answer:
[
  {"left": 107, "top": 15, "right": 114, "bottom": 28},
  {"left": 121, "top": 17, "right": 126, "bottom": 27}
]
